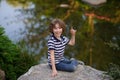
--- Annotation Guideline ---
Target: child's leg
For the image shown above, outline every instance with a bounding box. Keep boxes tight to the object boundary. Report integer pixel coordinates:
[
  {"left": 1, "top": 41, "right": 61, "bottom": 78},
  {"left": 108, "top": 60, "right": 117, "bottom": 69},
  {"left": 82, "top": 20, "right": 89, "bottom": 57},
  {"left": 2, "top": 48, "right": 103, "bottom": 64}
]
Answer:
[
  {"left": 56, "top": 59, "right": 78, "bottom": 72},
  {"left": 62, "top": 58, "right": 71, "bottom": 63},
  {"left": 71, "top": 59, "right": 78, "bottom": 66},
  {"left": 64, "top": 58, "right": 78, "bottom": 66}
]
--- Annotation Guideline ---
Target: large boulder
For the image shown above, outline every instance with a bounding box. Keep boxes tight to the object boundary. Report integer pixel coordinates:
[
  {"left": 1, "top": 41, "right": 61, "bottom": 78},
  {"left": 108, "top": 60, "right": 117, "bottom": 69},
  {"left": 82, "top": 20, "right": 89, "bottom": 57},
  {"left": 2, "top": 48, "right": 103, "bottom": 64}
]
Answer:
[{"left": 18, "top": 63, "right": 111, "bottom": 80}]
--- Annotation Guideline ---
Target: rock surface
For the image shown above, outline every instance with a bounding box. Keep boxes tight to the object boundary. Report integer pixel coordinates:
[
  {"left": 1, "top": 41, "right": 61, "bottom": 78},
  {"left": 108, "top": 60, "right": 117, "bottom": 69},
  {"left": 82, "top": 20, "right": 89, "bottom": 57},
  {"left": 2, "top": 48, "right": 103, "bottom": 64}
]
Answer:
[
  {"left": 0, "top": 69, "right": 5, "bottom": 80},
  {"left": 18, "top": 63, "right": 111, "bottom": 80},
  {"left": 82, "top": 0, "right": 107, "bottom": 5}
]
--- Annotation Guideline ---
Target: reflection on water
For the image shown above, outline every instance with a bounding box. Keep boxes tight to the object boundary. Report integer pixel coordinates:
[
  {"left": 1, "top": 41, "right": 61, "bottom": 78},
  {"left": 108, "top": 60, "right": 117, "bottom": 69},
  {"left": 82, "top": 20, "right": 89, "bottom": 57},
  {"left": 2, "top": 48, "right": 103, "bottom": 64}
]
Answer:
[
  {"left": 0, "top": 0, "right": 34, "bottom": 42},
  {"left": 0, "top": 0, "right": 120, "bottom": 71}
]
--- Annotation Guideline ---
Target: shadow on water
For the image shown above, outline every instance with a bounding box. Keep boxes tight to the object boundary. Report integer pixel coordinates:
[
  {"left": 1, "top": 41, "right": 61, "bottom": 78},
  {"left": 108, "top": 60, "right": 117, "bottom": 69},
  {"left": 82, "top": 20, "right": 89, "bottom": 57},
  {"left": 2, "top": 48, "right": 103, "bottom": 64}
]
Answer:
[{"left": 0, "top": 0, "right": 120, "bottom": 71}]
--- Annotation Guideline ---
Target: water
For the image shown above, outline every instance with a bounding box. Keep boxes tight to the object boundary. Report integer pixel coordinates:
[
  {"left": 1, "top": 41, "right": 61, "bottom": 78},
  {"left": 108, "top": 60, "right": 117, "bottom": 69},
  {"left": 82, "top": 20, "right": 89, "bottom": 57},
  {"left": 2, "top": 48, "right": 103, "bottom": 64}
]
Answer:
[{"left": 0, "top": 0, "right": 33, "bottom": 42}]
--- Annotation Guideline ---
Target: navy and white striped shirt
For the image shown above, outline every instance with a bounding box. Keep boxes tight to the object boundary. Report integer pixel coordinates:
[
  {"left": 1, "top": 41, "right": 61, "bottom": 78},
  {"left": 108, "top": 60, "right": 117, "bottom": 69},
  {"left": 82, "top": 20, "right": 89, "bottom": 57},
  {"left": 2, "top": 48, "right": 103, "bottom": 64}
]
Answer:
[{"left": 47, "top": 34, "right": 69, "bottom": 65}]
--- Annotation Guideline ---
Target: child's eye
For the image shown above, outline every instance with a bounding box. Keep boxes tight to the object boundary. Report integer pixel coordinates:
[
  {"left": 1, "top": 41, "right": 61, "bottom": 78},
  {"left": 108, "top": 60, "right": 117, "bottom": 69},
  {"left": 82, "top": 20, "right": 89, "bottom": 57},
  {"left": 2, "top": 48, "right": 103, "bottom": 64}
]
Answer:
[
  {"left": 53, "top": 27, "right": 57, "bottom": 29},
  {"left": 59, "top": 27, "right": 62, "bottom": 29}
]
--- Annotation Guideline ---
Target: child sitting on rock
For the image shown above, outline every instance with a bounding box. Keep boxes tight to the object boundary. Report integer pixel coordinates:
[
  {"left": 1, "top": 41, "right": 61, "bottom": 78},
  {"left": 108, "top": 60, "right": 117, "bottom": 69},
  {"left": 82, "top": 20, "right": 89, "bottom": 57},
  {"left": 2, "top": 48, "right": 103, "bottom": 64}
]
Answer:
[{"left": 47, "top": 18, "right": 79, "bottom": 77}]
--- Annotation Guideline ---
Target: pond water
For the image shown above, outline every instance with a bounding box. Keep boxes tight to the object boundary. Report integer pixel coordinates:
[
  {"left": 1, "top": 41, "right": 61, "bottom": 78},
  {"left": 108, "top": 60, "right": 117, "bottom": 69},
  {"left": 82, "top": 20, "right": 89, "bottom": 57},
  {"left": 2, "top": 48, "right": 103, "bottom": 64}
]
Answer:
[
  {"left": 0, "top": 0, "right": 33, "bottom": 42},
  {"left": 0, "top": 0, "right": 120, "bottom": 71}
]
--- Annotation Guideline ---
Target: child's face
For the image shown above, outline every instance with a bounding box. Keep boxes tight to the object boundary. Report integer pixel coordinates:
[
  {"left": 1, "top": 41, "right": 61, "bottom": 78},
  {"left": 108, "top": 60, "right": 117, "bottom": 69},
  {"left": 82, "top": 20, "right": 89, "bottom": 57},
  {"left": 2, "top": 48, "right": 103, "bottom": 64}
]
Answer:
[{"left": 53, "top": 23, "right": 63, "bottom": 38}]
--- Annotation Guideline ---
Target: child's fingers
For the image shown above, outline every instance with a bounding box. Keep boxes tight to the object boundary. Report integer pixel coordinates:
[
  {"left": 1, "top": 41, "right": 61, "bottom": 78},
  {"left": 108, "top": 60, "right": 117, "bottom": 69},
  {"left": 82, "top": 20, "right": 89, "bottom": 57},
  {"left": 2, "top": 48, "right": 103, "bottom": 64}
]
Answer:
[{"left": 71, "top": 26, "right": 77, "bottom": 31}]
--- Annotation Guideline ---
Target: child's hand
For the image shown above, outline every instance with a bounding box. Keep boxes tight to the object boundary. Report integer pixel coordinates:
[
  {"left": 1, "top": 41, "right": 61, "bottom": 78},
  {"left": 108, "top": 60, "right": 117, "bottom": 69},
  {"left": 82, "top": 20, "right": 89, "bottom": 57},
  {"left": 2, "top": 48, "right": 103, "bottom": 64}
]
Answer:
[
  {"left": 70, "top": 27, "right": 77, "bottom": 36},
  {"left": 52, "top": 70, "right": 58, "bottom": 77}
]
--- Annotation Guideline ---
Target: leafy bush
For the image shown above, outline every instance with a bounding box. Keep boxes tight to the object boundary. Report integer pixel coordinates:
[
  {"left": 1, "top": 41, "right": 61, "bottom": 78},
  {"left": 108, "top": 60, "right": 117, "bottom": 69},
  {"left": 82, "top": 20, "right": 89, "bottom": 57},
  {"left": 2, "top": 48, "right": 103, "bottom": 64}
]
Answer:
[
  {"left": 106, "top": 63, "right": 120, "bottom": 80},
  {"left": 0, "top": 27, "right": 37, "bottom": 80}
]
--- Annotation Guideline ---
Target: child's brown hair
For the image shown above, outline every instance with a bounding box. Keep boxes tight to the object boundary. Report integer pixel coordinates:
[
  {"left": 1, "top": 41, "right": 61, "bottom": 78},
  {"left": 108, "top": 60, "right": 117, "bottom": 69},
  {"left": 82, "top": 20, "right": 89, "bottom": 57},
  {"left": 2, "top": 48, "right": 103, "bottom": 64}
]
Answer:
[{"left": 49, "top": 19, "right": 66, "bottom": 33}]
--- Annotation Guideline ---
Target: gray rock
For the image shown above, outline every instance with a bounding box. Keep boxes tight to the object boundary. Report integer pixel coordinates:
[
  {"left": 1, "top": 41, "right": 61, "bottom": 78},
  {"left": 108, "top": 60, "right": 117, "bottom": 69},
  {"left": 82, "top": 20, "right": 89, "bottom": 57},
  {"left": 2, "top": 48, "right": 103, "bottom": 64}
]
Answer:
[
  {"left": 82, "top": 0, "right": 107, "bottom": 5},
  {"left": 18, "top": 63, "right": 111, "bottom": 80},
  {"left": 0, "top": 69, "right": 5, "bottom": 80}
]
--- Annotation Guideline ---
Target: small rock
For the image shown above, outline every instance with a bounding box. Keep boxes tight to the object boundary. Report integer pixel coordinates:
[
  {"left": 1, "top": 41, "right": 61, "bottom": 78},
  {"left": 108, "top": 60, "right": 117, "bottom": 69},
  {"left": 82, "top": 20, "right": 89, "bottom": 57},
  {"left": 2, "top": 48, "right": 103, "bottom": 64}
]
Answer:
[{"left": 0, "top": 69, "right": 5, "bottom": 80}]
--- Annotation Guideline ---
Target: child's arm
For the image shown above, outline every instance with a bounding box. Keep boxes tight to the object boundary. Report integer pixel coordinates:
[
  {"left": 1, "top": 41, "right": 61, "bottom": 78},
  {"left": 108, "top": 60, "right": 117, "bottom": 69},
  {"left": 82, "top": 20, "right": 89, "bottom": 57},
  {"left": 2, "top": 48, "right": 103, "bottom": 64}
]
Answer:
[
  {"left": 50, "top": 50, "right": 58, "bottom": 77},
  {"left": 68, "top": 27, "right": 77, "bottom": 46}
]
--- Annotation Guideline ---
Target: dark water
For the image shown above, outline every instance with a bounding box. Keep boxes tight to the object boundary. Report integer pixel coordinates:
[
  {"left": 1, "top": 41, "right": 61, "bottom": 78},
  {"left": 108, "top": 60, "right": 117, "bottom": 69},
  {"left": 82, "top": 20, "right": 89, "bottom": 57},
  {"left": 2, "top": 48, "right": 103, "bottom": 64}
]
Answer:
[{"left": 0, "top": 0, "right": 120, "bottom": 71}]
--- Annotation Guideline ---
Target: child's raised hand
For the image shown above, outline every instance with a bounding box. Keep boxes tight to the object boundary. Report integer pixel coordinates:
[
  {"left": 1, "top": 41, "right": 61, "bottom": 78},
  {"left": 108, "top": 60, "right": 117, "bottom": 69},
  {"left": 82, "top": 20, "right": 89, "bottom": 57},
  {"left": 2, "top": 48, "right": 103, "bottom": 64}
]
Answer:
[{"left": 70, "top": 27, "right": 77, "bottom": 36}]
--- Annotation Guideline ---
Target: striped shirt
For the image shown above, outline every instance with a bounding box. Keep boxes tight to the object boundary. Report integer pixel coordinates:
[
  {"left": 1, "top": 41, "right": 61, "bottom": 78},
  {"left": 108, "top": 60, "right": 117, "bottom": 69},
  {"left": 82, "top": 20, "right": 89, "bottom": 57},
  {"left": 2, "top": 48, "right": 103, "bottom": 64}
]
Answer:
[{"left": 47, "top": 34, "right": 69, "bottom": 65}]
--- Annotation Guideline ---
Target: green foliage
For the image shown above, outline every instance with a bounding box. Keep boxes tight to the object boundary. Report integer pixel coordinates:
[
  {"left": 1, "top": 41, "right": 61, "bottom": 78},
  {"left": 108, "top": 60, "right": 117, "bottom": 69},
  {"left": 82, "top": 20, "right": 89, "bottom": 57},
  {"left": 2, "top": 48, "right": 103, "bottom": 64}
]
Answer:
[
  {"left": 0, "top": 27, "right": 37, "bottom": 80},
  {"left": 106, "top": 63, "right": 120, "bottom": 80}
]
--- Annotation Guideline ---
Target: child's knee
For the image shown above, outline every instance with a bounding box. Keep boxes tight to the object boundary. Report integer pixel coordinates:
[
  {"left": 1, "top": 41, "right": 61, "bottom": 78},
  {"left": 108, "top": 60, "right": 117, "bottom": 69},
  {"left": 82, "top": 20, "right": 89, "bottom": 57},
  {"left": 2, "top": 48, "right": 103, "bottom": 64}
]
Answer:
[{"left": 69, "top": 65, "right": 77, "bottom": 72}]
